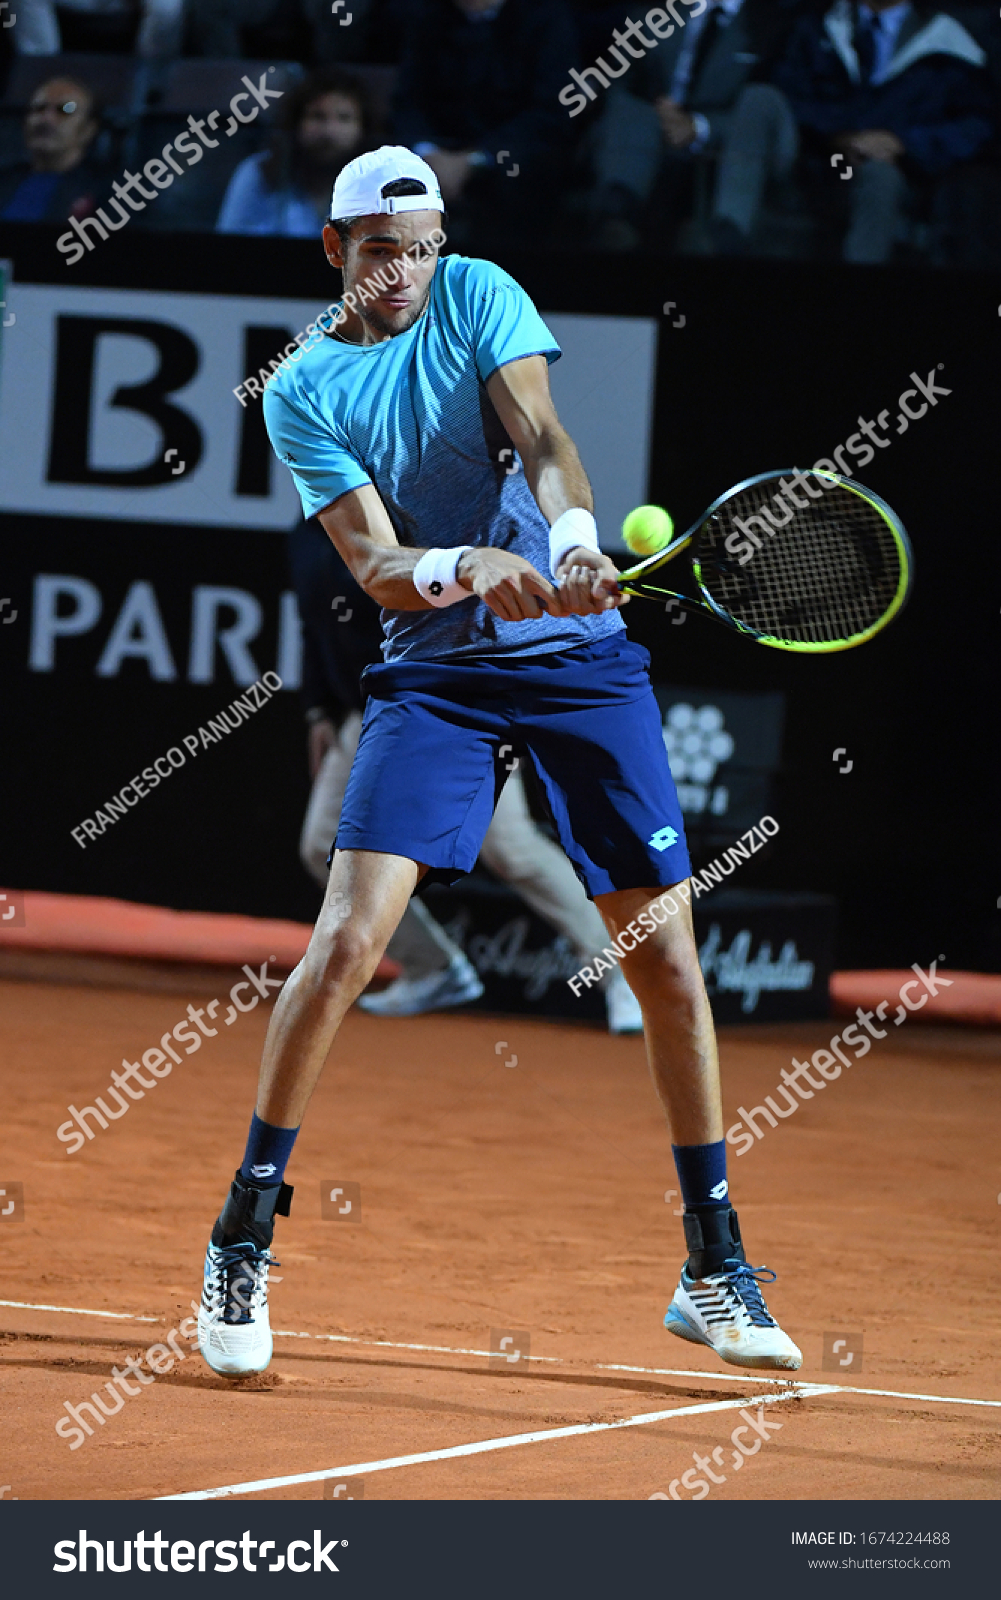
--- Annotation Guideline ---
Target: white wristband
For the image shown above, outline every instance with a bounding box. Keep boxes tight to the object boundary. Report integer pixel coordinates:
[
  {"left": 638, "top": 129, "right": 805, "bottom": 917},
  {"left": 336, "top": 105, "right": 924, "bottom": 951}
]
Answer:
[
  {"left": 413, "top": 545, "right": 474, "bottom": 608},
  {"left": 549, "top": 508, "right": 600, "bottom": 578}
]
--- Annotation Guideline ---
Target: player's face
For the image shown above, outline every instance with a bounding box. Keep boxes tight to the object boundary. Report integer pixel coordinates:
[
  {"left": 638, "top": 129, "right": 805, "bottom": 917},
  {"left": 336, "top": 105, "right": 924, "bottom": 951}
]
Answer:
[{"left": 324, "top": 209, "right": 444, "bottom": 342}]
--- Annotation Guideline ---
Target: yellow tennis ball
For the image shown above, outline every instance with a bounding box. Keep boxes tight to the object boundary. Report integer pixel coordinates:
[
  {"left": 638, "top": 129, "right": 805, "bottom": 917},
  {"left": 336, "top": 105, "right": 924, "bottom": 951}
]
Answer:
[{"left": 622, "top": 504, "right": 674, "bottom": 556}]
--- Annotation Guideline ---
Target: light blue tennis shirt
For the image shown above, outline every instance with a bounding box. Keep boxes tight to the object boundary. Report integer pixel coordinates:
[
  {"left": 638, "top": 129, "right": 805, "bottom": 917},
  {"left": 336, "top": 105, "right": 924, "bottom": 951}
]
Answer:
[{"left": 263, "top": 253, "right": 624, "bottom": 664}]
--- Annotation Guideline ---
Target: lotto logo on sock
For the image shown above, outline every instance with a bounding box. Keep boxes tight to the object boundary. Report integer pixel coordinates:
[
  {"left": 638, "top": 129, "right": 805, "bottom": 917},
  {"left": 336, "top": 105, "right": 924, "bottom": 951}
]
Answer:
[
  {"left": 822, "top": 1331, "right": 864, "bottom": 1372},
  {"left": 489, "top": 1328, "right": 531, "bottom": 1369},
  {"left": 0, "top": 1182, "right": 24, "bottom": 1221},
  {"left": 323, "top": 1477, "right": 364, "bottom": 1499},
  {"left": 320, "top": 1181, "right": 361, "bottom": 1222}
]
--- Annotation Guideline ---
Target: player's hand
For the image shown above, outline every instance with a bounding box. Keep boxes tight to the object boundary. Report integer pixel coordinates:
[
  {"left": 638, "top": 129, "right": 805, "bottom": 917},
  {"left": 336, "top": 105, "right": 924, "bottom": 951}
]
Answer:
[
  {"left": 555, "top": 547, "right": 629, "bottom": 615},
  {"left": 456, "top": 547, "right": 560, "bottom": 621},
  {"left": 307, "top": 716, "right": 337, "bottom": 779}
]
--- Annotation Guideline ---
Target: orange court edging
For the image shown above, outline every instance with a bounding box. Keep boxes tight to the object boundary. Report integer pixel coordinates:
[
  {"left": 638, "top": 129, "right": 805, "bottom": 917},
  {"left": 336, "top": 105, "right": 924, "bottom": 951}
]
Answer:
[
  {"left": 0, "top": 889, "right": 398, "bottom": 981},
  {"left": 0, "top": 889, "right": 998, "bottom": 1023}
]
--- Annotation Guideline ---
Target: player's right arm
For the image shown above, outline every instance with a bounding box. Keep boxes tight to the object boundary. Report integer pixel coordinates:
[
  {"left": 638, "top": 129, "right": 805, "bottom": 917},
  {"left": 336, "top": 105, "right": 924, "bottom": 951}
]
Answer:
[
  {"left": 317, "top": 484, "right": 562, "bottom": 621},
  {"left": 266, "top": 367, "right": 561, "bottom": 620}
]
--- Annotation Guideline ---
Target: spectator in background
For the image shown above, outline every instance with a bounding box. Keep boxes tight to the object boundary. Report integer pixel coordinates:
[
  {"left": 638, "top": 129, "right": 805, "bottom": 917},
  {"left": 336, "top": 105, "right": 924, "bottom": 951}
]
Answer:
[
  {"left": 217, "top": 69, "right": 373, "bottom": 237},
  {"left": 0, "top": 74, "right": 110, "bottom": 222},
  {"left": 393, "top": 0, "right": 579, "bottom": 247},
  {"left": 15, "top": 0, "right": 184, "bottom": 56},
  {"left": 773, "top": 1, "right": 993, "bottom": 263},
  {"left": 587, "top": 0, "right": 798, "bottom": 252}
]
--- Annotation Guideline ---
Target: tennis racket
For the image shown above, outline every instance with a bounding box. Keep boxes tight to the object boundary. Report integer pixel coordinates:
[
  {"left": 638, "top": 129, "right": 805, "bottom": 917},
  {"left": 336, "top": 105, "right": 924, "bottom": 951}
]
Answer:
[{"left": 618, "top": 469, "right": 912, "bottom": 653}]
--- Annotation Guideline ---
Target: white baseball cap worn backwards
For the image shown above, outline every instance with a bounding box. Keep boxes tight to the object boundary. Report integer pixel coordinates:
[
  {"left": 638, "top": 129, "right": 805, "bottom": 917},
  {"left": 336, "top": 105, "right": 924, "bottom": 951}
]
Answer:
[{"left": 329, "top": 145, "right": 445, "bottom": 221}]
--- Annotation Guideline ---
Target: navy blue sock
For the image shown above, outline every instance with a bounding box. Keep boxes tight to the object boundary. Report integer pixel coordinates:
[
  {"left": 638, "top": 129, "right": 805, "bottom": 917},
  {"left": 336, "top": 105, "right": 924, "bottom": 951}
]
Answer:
[
  {"left": 240, "top": 1113, "right": 299, "bottom": 1188},
  {"left": 671, "top": 1140, "right": 729, "bottom": 1211}
]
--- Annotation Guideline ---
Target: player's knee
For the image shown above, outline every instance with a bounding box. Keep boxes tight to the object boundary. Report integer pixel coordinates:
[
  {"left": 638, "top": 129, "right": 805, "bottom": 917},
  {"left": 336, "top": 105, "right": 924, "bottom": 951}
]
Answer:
[
  {"left": 308, "top": 921, "right": 380, "bottom": 992},
  {"left": 622, "top": 928, "right": 701, "bottom": 995}
]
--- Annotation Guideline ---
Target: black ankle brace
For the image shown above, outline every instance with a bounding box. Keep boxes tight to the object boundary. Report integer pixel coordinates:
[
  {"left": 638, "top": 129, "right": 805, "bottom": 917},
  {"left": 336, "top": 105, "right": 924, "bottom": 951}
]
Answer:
[
  {"left": 212, "top": 1169, "right": 294, "bottom": 1250},
  {"left": 683, "top": 1205, "right": 745, "bottom": 1280}
]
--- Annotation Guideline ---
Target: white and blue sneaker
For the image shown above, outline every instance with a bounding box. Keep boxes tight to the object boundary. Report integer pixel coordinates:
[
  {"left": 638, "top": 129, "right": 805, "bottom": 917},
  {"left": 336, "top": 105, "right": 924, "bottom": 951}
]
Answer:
[
  {"left": 198, "top": 1239, "right": 276, "bottom": 1376},
  {"left": 197, "top": 1170, "right": 292, "bottom": 1377},
  {"left": 357, "top": 951, "right": 484, "bottom": 1017},
  {"left": 665, "top": 1258, "right": 802, "bottom": 1371}
]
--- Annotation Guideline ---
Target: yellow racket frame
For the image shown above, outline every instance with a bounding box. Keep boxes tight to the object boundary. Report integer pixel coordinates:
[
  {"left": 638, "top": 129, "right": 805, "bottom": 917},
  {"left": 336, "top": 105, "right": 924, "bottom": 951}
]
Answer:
[{"left": 618, "top": 470, "right": 913, "bottom": 653}]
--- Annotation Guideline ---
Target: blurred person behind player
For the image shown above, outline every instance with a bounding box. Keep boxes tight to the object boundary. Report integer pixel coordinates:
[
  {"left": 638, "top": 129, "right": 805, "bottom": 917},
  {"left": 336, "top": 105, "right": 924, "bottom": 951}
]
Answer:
[{"left": 217, "top": 69, "right": 375, "bottom": 238}]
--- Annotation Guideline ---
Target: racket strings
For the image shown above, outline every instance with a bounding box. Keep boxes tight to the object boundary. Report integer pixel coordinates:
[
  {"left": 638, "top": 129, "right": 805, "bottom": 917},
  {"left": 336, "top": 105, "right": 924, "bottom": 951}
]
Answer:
[{"left": 698, "top": 481, "right": 903, "bottom": 644}]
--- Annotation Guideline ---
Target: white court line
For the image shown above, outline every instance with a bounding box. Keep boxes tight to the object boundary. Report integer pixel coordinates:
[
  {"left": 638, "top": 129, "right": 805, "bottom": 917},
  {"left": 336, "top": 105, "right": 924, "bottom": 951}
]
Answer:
[
  {"left": 272, "top": 1329, "right": 566, "bottom": 1364},
  {"left": 157, "top": 1386, "right": 835, "bottom": 1501},
  {"left": 827, "top": 1384, "right": 1001, "bottom": 1410},
  {"left": 6, "top": 1301, "right": 999, "bottom": 1411},
  {"left": 597, "top": 1363, "right": 1001, "bottom": 1405},
  {"left": 271, "top": 1332, "right": 1001, "bottom": 1406},
  {"left": 0, "top": 1298, "right": 160, "bottom": 1323},
  {"left": 270, "top": 1328, "right": 792, "bottom": 1385}
]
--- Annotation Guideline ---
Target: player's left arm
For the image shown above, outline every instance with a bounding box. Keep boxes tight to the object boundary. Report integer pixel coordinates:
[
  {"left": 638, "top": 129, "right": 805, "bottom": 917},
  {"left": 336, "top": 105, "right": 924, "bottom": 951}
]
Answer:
[{"left": 486, "top": 355, "right": 626, "bottom": 615}]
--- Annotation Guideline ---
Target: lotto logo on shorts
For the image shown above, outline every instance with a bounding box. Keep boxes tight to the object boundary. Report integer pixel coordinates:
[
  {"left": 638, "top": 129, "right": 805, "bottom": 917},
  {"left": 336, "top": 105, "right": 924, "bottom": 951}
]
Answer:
[
  {"left": 649, "top": 827, "right": 679, "bottom": 852},
  {"left": 320, "top": 1181, "right": 361, "bottom": 1222},
  {"left": 324, "top": 1478, "right": 364, "bottom": 1499},
  {"left": 489, "top": 1328, "right": 530, "bottom": 1369},
  {"left": 822, "top": 1331, "right": 864, "bottom": 1371},
  {"left": 0, "top": 1183, "right": 24, "bottom": 1222}
]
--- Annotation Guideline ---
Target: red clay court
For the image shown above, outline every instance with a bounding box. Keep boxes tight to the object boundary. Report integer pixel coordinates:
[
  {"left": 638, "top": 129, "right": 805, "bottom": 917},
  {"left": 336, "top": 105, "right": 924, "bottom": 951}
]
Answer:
[{"left": 2, "top": 899, "right": 998, "bottom": 1503}]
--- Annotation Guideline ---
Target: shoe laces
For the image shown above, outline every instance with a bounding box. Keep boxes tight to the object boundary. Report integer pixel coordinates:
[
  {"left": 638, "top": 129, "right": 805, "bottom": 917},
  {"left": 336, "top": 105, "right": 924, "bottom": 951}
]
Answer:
[
  {"left": 716, "top": 1259, "right": 778, "bottom": 1327},
  {"left": 204, "top": 1241, "right": 278, "bottom": 1326}
]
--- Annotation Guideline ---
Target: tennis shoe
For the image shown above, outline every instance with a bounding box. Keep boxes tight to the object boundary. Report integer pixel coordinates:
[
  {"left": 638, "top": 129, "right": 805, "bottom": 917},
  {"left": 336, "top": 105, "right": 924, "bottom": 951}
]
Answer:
[
  {"left": 665, "top": 1258, "right": 802, "bottom": 1370},
  {"left": 198, "top": 1239, "right": 276, "bottom": 1376},
  {"left": 357, "top": 951, "right": 483, "bottom": 1017},
  {"left": 197, "top": 1170, "right": 291, "bottom": 1377}
]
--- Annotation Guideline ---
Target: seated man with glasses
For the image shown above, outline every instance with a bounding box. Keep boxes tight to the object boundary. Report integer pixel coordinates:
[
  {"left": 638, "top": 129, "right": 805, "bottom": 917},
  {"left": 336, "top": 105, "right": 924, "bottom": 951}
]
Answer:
[{"left": 0, "top": 75, "right": 110, "bottom": 223}]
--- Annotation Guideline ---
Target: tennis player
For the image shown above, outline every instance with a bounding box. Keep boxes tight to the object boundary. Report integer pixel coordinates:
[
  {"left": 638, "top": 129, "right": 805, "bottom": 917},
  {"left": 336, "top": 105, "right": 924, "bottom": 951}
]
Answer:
[{"left": 197, "top": 146, "right": 801, "bottom": 1377}]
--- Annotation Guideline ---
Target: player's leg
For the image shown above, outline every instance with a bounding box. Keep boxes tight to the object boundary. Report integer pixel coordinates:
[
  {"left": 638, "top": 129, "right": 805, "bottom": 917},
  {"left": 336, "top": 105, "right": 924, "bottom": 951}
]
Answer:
[
  {"left": 199, "top": 662, "right": 503, "bottom": 1376},
  {"left": 523, "top": 637, "right": 801, "bottom": 1370},
  {"left": 596, "top": 882, "right": 720, "bottom": 1141},
  {"left": 598, "top": 884, "right": 801, "bottom": 1369},
  {"left": 198, "top": 848, "right": 421, "bottom": 1376},
  {"left": 256, "top": 848, "right": 422, "bottom": 1124}
]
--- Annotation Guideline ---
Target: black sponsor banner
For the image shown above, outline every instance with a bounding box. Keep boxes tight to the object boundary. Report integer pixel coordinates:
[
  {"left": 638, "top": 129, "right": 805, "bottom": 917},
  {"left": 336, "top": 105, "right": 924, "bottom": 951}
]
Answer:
[{"left": 424, "top": 880, "right": 834, "bottom": 1023}]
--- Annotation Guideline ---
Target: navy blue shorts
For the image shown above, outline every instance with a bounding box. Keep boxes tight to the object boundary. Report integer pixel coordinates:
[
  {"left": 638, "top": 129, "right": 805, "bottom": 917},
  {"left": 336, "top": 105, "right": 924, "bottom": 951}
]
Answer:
[{"left": 335, "top": 634, "right": 691, "bottom": 898}]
